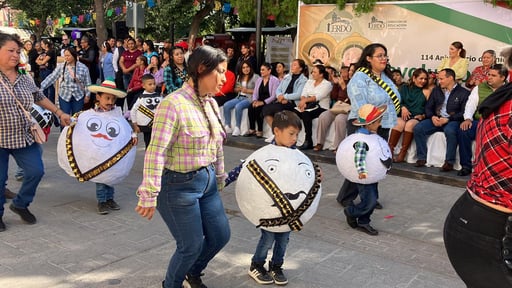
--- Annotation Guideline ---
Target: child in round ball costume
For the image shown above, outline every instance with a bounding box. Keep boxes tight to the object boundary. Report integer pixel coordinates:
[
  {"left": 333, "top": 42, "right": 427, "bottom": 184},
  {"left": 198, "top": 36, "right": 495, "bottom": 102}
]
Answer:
[
  {"left": 336, "top": 104, "right": 392, "bottom": 235},
  {"left": 57, "top": 80, "right": 138, "bottom": 214},
  {"left": 226, "top": 110, "right": 322, "bottom": 285}
]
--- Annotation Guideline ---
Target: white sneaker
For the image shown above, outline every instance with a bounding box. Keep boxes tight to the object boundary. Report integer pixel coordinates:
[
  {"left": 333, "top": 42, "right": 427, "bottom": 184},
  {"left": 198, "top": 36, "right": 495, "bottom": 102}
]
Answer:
[
  {"left": 224, "top": 125, "right": 232, "bottom": 133},
  {"left": 264, "top": 135, "right": 274, "bottom": 143},
  {"left": 232, "top": 127, "right": 241, "bottom": 136}
]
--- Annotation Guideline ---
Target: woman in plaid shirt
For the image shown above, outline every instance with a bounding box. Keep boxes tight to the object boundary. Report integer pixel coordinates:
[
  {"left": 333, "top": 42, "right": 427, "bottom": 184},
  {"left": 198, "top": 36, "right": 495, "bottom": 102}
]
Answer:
[
  {"left": 0, "top": 33, "right": 71, "bottom": 232},
  {"left": 135, "top": 46, "right": 229, "bottom": 288}
]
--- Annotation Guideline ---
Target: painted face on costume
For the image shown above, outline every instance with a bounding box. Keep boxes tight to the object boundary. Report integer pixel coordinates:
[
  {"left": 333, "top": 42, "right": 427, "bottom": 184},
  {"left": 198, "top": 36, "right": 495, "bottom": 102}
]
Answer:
[{"left": 235, "top": 145, "right": 322, "bottom": 233}]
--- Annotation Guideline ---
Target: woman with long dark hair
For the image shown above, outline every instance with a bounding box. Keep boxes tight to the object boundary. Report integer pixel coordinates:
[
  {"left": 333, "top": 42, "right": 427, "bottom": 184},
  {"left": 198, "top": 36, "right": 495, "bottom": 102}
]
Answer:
[
  {"left": 40, "top": 47, "right": 91, "bottom": 116},
  {"left": 388, "top": 68, "right": 429, "bottom": 162},
  {"left": 36, "top": 39, "right": 57, "bottom": 103},
  {"left": 338, "top": 43, "right": 401, "bottom": 235},
  {"left": 135, "top": 46, "right": 230, "bottom": 288},
  {"left": 163, "top": 46, "right": 188, "bottom": 94}
]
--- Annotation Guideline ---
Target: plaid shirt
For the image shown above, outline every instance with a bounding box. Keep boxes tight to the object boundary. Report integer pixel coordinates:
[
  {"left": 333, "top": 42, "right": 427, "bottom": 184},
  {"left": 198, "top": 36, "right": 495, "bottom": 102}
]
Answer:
[
  {"left": 469, "top": 99, "right": 512, "bottom": 208},
  {"left": 354, "top": 128, "right": 372, "bottom": 174},
  {"left": 0, "top": 72, "right": 45, "bottom": 149},
  {"left": 40, "top": 61, "right": 91, "bottom": 101},
  {"left": 163, "top": 66, "right": 188, "bottom": 93},
  {"left": 136, "top": 83, "right": 226, "bottom": 208}
]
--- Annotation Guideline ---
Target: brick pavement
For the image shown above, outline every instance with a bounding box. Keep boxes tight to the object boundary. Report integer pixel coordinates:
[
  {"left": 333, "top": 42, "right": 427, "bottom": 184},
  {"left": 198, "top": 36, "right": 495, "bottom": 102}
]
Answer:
[{"left": 0, "top": 132, "right": 465, "bottom": 288}]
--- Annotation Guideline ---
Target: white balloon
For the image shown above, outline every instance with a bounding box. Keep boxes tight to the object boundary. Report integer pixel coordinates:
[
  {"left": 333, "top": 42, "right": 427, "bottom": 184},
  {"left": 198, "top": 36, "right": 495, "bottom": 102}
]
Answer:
[
  {"left": 336, "top": 133, "right": 392, "bottom": 184},
  {"left": 57, "top": 107, "right": 136, "bottom": 186},
  {"left": 235, "top": 145, "right": 322, "bottom": 233}
]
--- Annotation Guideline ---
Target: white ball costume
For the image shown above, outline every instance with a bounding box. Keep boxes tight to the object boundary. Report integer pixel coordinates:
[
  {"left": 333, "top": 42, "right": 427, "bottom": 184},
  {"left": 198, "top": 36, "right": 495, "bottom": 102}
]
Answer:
[
  {"left": 57, "top": 107, "right": 136, "bottom": 186},
  {"left": 235, "top": 145, "right": 322, "bottom": 233},
  {"left": 336, "top": 132, "right": 392, "bottom": 184}
]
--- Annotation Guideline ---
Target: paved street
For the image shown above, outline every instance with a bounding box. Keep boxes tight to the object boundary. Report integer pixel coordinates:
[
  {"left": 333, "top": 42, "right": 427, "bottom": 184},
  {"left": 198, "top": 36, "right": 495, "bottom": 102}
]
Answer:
[{"left": 0, "top": 131, "right": 466, "bottom": 288}]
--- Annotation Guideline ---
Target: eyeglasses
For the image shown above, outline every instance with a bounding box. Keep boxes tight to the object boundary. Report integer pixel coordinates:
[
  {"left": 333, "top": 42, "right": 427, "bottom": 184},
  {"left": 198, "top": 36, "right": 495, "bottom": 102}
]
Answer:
[{"left": 372, "top": 54, "right": 389, "bottom": 60}]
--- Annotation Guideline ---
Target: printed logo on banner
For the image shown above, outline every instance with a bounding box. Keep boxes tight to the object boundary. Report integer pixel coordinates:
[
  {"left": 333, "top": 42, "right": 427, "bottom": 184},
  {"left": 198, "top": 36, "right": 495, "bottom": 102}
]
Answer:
[
  {"left": 327, "top": 12, "right": 352, "bottom": 33},
  {"left": 368, "top": 16, "right": 386, "bottom": 30}
]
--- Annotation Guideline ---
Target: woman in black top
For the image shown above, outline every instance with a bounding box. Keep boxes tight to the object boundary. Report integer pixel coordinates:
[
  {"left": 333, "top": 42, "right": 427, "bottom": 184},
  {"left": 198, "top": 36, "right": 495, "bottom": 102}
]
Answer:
[{"left": 36, "top": 39, "right": 57, "bottom": 103}]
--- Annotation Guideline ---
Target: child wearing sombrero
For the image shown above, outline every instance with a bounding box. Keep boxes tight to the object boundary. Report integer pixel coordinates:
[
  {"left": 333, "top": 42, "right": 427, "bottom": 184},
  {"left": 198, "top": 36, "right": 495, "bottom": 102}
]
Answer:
[
  {"left": 86, "top": 79, "right": 138, "bottom": 214},
  {"left": 341, "top": 104, "right": 389, "bottom": 236}
]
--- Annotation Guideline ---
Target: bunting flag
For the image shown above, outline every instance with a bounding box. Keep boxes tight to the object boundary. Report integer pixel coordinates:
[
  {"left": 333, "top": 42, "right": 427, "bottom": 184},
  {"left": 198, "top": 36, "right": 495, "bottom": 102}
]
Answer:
[
  {"left": 71, "top": 15, "right": 77, "bottom": 24},
  {"left": 148, "top": 0, "right": 155, "bottom": 8},
  {"left": 78, "top": 15, "right": 84, "bottom": 23},
  {"left": 115, "top": 7, "right": 121, "bottom": 16}
]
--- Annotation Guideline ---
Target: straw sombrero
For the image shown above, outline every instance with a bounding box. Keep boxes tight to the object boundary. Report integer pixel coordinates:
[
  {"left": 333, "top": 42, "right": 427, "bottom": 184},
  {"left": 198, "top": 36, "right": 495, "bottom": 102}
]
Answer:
[
  {"left": 353, "top": 104, "right": 387, "bottom": 126},
  {"left": 88, "top": 79, "right": 127, "bottom": 98}
]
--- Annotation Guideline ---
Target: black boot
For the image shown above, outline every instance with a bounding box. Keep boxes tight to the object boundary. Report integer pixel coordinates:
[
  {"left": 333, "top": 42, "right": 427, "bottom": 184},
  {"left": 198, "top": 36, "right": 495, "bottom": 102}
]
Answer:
[
  {"left": 299, "top": 139, "right": 313, "bottom": 150},
  {"left": 269, "top": 261, "right": 288, "bottom": 285}
]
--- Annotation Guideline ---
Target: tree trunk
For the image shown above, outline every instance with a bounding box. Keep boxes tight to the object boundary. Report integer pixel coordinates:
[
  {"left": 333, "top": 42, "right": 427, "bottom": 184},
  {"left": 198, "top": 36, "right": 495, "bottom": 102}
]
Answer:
[
  {"left": 188, "top": 0, "right": 214, "bottom": 50},
  {"left": 95, "top": 0, "right": 107, "bottom": 47}
]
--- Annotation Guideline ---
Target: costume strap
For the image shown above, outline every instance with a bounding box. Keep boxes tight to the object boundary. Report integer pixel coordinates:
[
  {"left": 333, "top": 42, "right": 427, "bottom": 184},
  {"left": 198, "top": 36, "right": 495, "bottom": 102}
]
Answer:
[
  {"left": 357, "top": 67, "right": 400, "bottom": 114},
  {"left": 137, "top": 105, "right": 154, "bottom": 127},
  {"left": 246, "top": 160, "right": 322, "bottom": 231},
  {"left": 65, "top": 123, "right": 134, "bottom": 182}
]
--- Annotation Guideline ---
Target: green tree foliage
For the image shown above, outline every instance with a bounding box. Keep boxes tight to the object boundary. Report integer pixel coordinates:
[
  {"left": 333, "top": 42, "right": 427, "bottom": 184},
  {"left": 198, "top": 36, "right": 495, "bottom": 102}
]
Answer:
[{"left": 231, "top": 0, "right": 512, "bottom": 26}]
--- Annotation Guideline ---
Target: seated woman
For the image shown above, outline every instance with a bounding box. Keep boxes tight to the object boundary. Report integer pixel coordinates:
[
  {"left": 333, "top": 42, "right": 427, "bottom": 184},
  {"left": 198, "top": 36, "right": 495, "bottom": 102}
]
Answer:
[
  {"left": 294, "top": 64, "right": 332, "bottom": 150},
  {"left": 315, "top": 63, "right": 354, "bottom": 152},
  {"left": 244, "top": 63, "right": 280, "bottom": 137},
  {"left": 144, "top": 55, "right": 164, "bottom": 94},
  {"left": 388, "top": 68, "right": 429, "bottom": 162},
  {"left": 223, "top": 60, "right": 260, "bottom": 136},
  {"left": 437, "top": 41, "right": 469, "bottom": 81},
  {"left": 465, "top": 49, "right": 496, "bottom": 90},
  {"left": 261, "top": 59, "right": 308, "bottom": 142}
]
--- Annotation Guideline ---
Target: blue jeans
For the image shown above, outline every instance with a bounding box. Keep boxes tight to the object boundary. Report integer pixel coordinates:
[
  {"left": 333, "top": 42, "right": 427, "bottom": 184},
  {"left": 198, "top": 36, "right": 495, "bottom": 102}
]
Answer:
[
  {"left": 122, "top": 73, "right": 133, "bottom": 92},
  {"left": 158, "top": 165, "right": 230, "bottom": 288},
  {"left": 346, "top": 183, "right": 378, "bottom": 225},
  {"left": 59, "top": 96, "right": 85, "bottom": 117},
  {"left": 40, "top": 69, "right": 55, "bottom": 103},
  {"left": 413, "top": 119, "right": 460, "bottom": 164},
  {"left": 223, "top": 96, "right": 251, "bottom": 128},
  {"left": 96, "top": 183, "right": 114, "bottom": 203},
  {"left": 252, "top": 229, "right": 290, "bottom": 265},
  {"left": 0, "top": 143, "right": 44, "bottom": 217},
  {"left": 457, "top": 120, "right": 478, "bottom": 170}
]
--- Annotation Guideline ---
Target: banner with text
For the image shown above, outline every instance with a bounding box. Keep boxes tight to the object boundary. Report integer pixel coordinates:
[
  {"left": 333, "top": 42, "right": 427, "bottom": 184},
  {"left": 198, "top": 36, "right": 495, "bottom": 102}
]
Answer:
[{"left": 297, "top": 2, "right": 512, "bottom": 80}]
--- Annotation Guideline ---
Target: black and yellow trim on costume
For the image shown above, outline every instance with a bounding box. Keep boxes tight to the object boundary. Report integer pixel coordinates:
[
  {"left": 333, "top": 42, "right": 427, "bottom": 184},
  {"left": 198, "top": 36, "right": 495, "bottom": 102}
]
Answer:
[
  {"left": 137, "top": 105, "right": 155, "bottom": 127},
  {"left": 246, "top": 160, "right": 322, "bottom": 231},
  {"left": 358, "top": 67, "right": 401, "bottom": 114},
  {"left": 65, "top": 123, "right": 134, "bottom": 182}
]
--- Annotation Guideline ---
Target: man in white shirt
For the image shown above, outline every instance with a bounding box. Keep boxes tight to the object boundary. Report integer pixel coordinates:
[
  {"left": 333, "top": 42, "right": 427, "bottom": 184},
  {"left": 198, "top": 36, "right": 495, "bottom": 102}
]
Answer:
[{"left": 456, "top": 64, "right": 508, "bottom": 176}]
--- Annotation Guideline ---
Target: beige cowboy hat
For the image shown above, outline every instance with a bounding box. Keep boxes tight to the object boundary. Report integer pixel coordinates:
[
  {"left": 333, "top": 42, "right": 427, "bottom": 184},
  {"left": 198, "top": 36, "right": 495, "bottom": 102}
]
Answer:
[{"left": 87, "top": 79, "right": 127, "bottom": 98}]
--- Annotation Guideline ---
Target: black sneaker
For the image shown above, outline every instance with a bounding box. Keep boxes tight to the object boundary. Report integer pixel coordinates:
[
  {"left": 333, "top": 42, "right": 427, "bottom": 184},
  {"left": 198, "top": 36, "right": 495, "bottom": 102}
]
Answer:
[
  {"left": 97, "top": 202, "right": 109, "bottom": 215},
  {"left": 9, "top": 203, "right": 36, "bottom": 224},
  {"left": 269, "top": 265, "right": 288, "bottom": 285},
  {"left": 183, "top": 273, "right": 207, "bottom": 288},
  {"left": 4, "top": 188, "right": 17, "bottom": 199},
  {"left": 357, "top": 223, "right": 379, "bottom": 236},
  {"left": 0, "top": 218, "right": 5, "bottom": 232},
  {"left": 375, "top": 201, "right": 383, "bottom": 209},
  {"left": 248, "top": 263, "right": 274, "bottom": 285},
  {"left": 106, "top": 199, "right": 120, "bottom": 210}
]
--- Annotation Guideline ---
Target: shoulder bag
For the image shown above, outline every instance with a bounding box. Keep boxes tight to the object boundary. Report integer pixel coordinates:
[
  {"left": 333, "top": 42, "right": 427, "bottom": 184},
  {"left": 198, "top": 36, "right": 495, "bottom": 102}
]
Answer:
[{"left": 0, "top": 77, "right": 46, "bottom": 144}]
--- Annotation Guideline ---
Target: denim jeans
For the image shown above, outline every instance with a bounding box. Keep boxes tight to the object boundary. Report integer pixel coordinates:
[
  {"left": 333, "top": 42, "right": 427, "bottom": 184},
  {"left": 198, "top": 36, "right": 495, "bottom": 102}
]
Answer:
[
  {"left": 0, "top": 143, "right": 44, "bottom": 217},
  {"left": 337, "top": 123, "right": 388, "bottom": 205},
  {"left": 59, "top": 96, "right": 85, "bottom": 117},
  {"left": 158, "top": 165, "right": 230, "bottom": 288},
  {"left": 346, "top": 183, "right": 378, "bottom": 225},
  {"left": 252, "top": 229, "right": 290, "bottom": 265},
  {"left": 40, "top": 68, "right": 55, "bottom": 104},
  {"left": 444, "top": 192, "right": 512, "bottom": 287},
  {"left": 223, "top": 96, "right": 251, "bottom": 128},
  {"left": 96, "top": 183, "right": 114, "bottom": 203},
  {"left": 457, "top": 120, "right": 478, "bottom": 170},
  {"left": 413, "top": 119, "right": 459, "bottom": 163}
]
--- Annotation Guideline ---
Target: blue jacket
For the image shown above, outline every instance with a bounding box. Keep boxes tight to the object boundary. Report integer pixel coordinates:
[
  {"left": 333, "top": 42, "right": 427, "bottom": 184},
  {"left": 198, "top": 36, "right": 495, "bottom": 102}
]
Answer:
[
  {"left": 276, "top": 73, "right": 308, "bottom": 102},
  {"left": 425, "top": 84, "right": 469, "bottom": 121}
]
